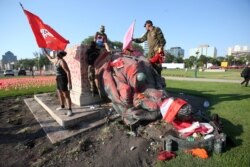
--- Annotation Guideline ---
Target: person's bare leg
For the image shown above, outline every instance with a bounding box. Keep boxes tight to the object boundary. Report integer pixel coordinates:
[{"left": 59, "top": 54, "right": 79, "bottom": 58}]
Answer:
[
  {"left": 65, "top": 91, "right": 71, "bottom": 109},
  {"left": 57, "top": 90, "right": 65, "bottom": 110},
  {"left": 63, "top": 91, "right": 72, "bottom": 116}
]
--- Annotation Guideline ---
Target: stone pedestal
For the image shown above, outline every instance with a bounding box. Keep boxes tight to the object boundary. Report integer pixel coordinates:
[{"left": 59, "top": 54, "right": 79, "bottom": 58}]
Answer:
[{"left": 64, "top": 44, "right": 102, "bottom": 106}]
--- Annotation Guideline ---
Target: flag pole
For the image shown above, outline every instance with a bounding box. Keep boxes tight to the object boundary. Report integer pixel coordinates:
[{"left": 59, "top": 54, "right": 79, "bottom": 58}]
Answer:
[
  {"left": 19, "top": 2, "right": 24, "bottom": 10},
  {"left": 132, "top": 19, "right": 136, "bottom": 39}
]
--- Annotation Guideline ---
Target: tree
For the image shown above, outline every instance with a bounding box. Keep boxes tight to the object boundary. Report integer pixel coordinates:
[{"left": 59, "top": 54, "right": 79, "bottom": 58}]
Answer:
[
  {"left": 216, "top": 56, "right": 225, "bottom": 63},
  {"left": 39, "top": 54, "right": 50, "bottom": 68},
  {"left": 81, "top": 36, "right": 94, "bottom": 45},
  {"left": 132, "top": 43, "right": 143, "bottom": 52},
  {"left": 198, "top": 55, "right": 208, "bottom": 66},
  {"left": 81, "top": 36, "right": 114, "bottom": 49},
  {"left": 188, "top": 56, "right": 197, "bottom": 68},
  {"left": 246, "top": 55, "right": 250, "bottom": 63},
  {"left": 33, "top": 51, "right": 50, "bottom": 70},
  {"left": 174, "top": 55, "right": 184, "bottom": 63},
  {"left": 225, "top": 55, "right": 234, "bottom": 65},
  {"left": 112, "top": 41, "right": 123, "bottom": 50},
  {"left": 184, "top": 58, "right": 193, "bottom": 68},
  {"left": 207, "top": 57, "right": 214, "bottom": 63},
  {"left": 81, "top": 36, "right": 144, "bottom": 53},
  {"left": 165, "top": 52, "right": 174, "bottom": 63},
  {"left": 17, "top": 59, "right": 36, "bottom": 69}
]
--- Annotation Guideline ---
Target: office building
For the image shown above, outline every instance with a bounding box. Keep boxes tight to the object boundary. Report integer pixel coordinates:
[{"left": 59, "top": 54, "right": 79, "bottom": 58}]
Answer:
[
  {"left": 227, "top": 45, "right": 250, "bottom": 56},
  {"left": 1, "top": 51, "right": 17, "bottom": 70},
  {"left": 189, "top": 45, "right": 217, "bottom": 58},
  {"left": 167, "top": 47, "right": 184, "bottom": 57}
]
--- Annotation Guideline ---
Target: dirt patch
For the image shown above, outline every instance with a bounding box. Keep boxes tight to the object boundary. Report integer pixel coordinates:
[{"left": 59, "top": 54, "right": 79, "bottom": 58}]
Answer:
[{"left": 0, "top": 93, "right": 207, "bottom": 167}]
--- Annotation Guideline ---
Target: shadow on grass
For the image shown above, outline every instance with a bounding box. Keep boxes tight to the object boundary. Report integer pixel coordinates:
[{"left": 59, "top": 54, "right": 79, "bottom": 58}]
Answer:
[{"left": 167, "top": 87, "right": 246, "bottom": 149}]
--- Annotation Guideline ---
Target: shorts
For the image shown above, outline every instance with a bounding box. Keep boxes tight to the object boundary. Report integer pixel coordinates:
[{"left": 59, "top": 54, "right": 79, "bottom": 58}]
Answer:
[{"left": 56, "top": 75, "right": 68, "bottom": 91}]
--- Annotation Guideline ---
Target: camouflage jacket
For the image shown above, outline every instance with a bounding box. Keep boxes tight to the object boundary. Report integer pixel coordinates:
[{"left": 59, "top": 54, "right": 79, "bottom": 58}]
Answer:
[{"left": 134, "top": 26, "right": 166, "bottom": 58}]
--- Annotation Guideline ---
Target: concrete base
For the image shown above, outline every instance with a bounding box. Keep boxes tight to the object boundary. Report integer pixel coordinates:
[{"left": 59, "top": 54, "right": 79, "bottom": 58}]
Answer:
[
  {"left": 34, "top": 93, "right": 112, "bottom": 128},
  {"left": 24, "top": 98, "right": 119, "bottom": 144},
  {"left": 70, "top": 90, "right": 103, "bottom": 106}
]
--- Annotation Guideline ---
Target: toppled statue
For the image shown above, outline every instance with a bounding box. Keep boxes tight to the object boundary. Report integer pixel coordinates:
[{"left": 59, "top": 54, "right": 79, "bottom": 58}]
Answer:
[
  {"left": 85, "top": 47, "right": 226, "bottom": 153},
  {"left": 85, "top": 47, "right": 192, "bottom": 126}
]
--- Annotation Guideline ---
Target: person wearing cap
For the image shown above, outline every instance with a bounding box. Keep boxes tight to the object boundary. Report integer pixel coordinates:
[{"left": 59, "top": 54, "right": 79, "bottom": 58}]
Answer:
[
  {"left": 133, "top": 20, "right": 166, "bottom": 74},
  {"left": 94, "top": 25, "right": 111, "bottom": 52},
  {"left": 44, "top": 49, "right": 73, "bottom": 117}
]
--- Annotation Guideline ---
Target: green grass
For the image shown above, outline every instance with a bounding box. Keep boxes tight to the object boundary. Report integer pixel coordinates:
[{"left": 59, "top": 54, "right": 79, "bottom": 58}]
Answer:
[
  {"left": 0, "top": 85, "right": 56, "bottom": 99},
  {"left": 157, "top": 80, "right": 250, "bottom": 167},
  {"left": 162, "top": 69, "right": 242, "bottom": 80},
  {"left": 1, "top": 75, "right": 249, "bottom": 166}
]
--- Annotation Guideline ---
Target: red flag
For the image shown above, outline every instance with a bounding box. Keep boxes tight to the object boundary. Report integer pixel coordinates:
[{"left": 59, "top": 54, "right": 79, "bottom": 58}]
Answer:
[
  {"left": 122, "top": 21, "right": 135, "bottom": 51},
  {"left": 23, "top": 9, "right": 69, "bottom": 50}
]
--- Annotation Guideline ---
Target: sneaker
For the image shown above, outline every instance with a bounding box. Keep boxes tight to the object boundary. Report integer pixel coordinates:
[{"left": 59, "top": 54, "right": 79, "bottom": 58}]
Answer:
[
  {"left": 56, "top": 107, "right": 65, "bottom": 111},
  {"left": 66, "top": 110, "right": 73, "bottom": 117}
]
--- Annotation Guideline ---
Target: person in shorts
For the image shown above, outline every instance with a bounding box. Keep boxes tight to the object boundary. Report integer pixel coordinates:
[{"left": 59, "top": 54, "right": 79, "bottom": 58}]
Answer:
[{"left": 44, "top": 49, "right": 73, "bottom": 116}]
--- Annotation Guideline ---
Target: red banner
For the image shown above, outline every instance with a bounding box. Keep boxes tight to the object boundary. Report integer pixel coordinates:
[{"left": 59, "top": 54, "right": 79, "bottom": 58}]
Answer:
[{"left": 23, "top": 9, "right": 69, "bottom": 50}]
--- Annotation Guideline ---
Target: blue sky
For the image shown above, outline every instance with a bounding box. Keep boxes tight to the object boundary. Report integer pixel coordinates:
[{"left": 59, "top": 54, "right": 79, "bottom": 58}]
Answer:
[{"left": 0, "top": 0, "right": 249, "bottom": 59}]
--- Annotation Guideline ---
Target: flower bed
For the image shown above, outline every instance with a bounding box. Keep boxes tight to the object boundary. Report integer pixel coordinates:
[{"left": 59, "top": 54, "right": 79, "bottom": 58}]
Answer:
[{"left": 0, "top": 76, "right": 56, "bottom": 91}]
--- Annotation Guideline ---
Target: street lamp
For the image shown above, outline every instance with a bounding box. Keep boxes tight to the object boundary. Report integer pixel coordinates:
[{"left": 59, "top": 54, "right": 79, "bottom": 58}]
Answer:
[{"left": 194, "top": 50, "right": 199, "bottom": 78}]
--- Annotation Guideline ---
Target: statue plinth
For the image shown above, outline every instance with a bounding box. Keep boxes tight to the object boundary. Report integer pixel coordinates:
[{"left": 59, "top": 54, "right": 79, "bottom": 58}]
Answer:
[{"left": 65, "top": 44, "right": 102, "bottom": 106}]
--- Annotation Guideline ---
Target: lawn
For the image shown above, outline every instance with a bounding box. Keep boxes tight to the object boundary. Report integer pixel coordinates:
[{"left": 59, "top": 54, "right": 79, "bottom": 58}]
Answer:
[
  {"left": 157, "top": 80, "right": 250, "bottom": 167},
  {"left": 162, "top": 69, "right": 242, "bottom": 80},
  {"left": 0, "top": 85, "right": 56, "bottom": 99},
  {"left": 0, "top": 75, "right": 249, "bottom": 167}
]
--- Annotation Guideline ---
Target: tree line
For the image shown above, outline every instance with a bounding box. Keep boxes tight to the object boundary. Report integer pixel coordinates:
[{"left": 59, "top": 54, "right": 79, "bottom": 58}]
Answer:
[
  {"left": 15, "top": 36, "right": 250, "bottom": 70},
  {"left": 169, "top": 53, "right": 250, "bottom": 68}
]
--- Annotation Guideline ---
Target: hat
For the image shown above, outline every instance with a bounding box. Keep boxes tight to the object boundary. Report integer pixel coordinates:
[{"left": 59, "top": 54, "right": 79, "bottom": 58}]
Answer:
[{"left": 144, "top": 20, "right": 153, "bottom": 27}]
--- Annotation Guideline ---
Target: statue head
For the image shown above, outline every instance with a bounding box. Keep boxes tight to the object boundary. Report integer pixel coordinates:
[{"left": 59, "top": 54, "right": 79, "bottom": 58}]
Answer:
[{"left": 100, "top": 25, "right": 105, "bottom": 33}]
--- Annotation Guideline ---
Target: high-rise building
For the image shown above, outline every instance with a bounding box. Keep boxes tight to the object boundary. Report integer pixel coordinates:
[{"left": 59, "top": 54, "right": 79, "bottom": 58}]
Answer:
[
  {"left": 1, "top": 51, "right": 17, "bottom": 70},
  {"left": 189, "top": 45, "right": 217, "bottom": 58},
  {"left": 167, "top": 47, "right": 184, "bottom": 57},
  {"left": 227, "top": 45, "right": 250, "bottom": 56}
]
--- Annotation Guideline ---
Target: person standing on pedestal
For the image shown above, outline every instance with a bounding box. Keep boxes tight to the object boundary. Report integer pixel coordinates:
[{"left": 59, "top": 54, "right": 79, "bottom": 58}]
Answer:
[
  {"left": 133, "top": 20, "right": 166, "bottom": 75},
  {"left": 44, "top": 50, "right": 73, "bottom": 116},
  {"left": 94, "top": 25, "right": 111, "bottom": 52},
  {"left": 86, "top": 41, "right": 100, "bottom": 96}
]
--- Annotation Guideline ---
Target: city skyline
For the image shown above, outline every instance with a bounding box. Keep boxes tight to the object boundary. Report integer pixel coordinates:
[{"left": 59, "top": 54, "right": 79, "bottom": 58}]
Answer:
[{"left": 0, "top": 0, "right": 250, "bottom": 59}]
